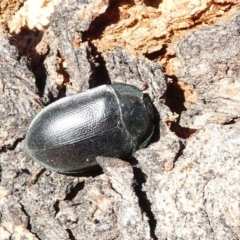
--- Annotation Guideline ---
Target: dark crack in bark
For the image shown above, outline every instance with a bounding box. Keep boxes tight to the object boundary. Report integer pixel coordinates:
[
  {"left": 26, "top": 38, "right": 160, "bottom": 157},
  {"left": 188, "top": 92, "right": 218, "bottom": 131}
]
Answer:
[
  {"left": 19, "top": 202, "right": 41, "bottom": 240},
  {"left": 64, "top": 181, "right": 85, "bottom": 201},
  {"left": 132, "top": 167, "right": 157, "bottom": 240},
  {"left": 66, "top": 229, "right": 77, "bottom": 240},
  {"left": 0, "top": 137, "right": 24, "bottom": 153}
]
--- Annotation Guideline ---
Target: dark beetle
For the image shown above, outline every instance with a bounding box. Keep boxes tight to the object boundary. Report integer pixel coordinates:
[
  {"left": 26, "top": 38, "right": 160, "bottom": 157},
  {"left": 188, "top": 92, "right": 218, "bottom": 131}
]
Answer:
[{"left": 25, "top": 83, "right": 154, "bottom": 173}]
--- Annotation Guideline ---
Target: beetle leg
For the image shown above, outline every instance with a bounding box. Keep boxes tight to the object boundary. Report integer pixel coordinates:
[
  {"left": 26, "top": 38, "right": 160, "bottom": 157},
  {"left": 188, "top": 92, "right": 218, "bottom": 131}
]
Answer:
[{"left": 28, "top": 167, "right": 45, "bottom": 184}]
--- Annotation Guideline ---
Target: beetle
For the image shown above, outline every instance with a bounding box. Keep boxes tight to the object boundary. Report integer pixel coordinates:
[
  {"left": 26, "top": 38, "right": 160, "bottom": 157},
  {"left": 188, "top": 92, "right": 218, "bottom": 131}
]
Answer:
[{"left": 25, "top": 83, "right": 154, "bottom": 173}]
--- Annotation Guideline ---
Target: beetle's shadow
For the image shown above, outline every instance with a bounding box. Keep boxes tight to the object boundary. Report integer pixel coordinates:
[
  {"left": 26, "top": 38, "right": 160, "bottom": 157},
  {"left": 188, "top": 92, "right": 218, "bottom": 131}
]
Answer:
[
  {"left": 63, "top": 156, "right": 138, "bottom": 177},
  {"left": 63, "top": 167, "right": 104, "bottom": 178},
  {"left": 151, "top": 104, "right": 160, "bottom": 143}
]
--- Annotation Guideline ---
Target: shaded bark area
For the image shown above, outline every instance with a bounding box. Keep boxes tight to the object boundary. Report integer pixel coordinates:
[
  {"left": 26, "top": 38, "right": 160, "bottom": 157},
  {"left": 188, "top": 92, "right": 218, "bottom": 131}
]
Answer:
[{"left": 1, "top": 0, "right": 240, "bottom": 239}]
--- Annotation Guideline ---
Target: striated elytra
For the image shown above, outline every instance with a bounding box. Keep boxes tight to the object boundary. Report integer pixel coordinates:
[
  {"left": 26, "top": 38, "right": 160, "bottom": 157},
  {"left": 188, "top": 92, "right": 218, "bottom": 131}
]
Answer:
[{"left": 25, "top": 83, "right": 154, "bottom": 173}]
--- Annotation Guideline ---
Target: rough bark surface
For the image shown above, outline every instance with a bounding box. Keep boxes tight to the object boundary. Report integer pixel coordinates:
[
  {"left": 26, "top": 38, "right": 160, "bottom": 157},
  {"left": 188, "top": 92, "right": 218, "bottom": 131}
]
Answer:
[
  {"left": 0, "top": 1, "right": 240, "bottom": 240},
  {"left": 176, "top": 13, "right": 240, "bottom": 128}
]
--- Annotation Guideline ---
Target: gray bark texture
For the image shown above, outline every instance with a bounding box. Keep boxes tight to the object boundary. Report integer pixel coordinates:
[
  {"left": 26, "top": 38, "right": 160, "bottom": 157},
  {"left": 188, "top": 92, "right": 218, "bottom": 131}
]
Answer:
[{"left": 0, "top": 0, "right": 240, "bottom": 239}]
